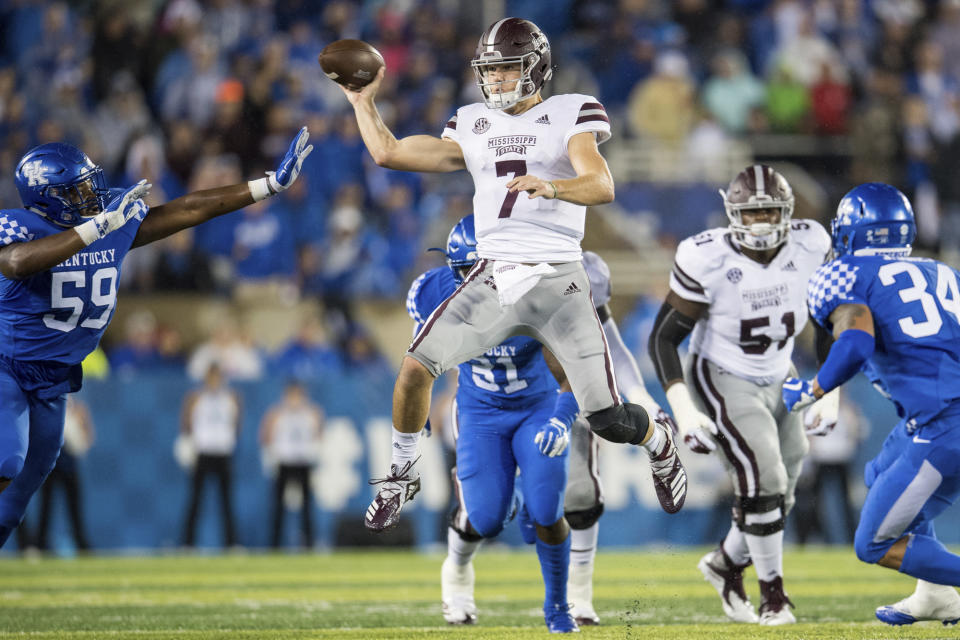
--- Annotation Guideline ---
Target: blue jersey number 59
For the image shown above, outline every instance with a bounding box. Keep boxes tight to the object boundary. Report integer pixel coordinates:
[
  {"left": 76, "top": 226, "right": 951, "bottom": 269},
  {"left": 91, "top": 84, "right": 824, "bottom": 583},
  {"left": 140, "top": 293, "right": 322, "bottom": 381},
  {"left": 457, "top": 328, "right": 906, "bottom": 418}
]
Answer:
[{"left": 43, "top": 267, "right": 118, "bottom": 332}]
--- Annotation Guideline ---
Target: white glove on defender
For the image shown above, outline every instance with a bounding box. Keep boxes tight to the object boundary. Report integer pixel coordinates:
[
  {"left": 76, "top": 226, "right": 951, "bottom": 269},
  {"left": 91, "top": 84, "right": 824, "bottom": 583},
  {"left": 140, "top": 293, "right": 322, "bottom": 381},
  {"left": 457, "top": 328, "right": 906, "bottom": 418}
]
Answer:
[
  {"left": 804, "top": 388, "right": 840, "bottom": 436},
  {"left": 666, "top": 383, "right": 718, "bottom": 454},
  {"left": 75, "top": 180, "right": 151, "bottom": 246}
]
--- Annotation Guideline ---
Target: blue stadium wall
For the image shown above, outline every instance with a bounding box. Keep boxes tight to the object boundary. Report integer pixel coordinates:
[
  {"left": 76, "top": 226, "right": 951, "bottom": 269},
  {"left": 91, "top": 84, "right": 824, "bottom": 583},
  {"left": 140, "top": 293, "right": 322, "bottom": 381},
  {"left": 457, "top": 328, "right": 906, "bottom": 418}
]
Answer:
[{"left": 9, "top": 370, "right": 957, "bottom": 553}]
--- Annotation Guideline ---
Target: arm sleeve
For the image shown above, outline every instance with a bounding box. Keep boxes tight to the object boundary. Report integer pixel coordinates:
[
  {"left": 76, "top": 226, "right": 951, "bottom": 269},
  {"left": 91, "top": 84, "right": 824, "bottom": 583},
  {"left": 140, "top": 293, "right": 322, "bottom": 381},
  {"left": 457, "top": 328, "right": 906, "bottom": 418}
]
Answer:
[
  {"left": 816, "top": 328, "right": 875, "bottom": 392},
  {"left": 814, "top": 319, "right": 834, "bottom": 365},
  {"left": 563, "top": 97, "right": 612, "bottom": 148},
  {"left": 648, "top": 301, "right": 698, "bottom": 389}
]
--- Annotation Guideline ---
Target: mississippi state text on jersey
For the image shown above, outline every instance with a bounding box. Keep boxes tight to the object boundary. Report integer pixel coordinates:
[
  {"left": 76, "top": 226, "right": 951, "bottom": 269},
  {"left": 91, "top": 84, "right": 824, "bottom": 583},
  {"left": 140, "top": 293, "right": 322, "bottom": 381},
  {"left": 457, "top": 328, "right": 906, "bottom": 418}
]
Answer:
[
  {"left": 441, "top": 95, "right": 611, "bottom": 263},
  {"left": 670, "top": 221, "right": 831, "bottom": 382}
]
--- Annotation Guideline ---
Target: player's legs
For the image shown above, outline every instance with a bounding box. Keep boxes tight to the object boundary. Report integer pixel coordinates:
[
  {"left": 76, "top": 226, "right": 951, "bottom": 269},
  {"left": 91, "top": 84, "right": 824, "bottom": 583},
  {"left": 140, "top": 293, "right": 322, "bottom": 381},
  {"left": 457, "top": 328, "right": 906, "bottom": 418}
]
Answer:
[
  {"left": 271, "top": 465, "right": 289, "bottom": 548},
  {"left": 368, "top": 260, "right": 514, "bottom": 532},
  {"left": 854, "top": 431, "right": 960, "bottom": 585},
  {"left": 563, "top": 417, "right": 603, "bottom": 625},
  {"left": 690, "top": 355, "right": 793, "bottom": 624},
  {"left": 520, "top": 262, "right": 686, "bottom": 514},
  {"left": 0, "top": 392, "right": 65, "bottom": 548},
  {"left": 442, "top": 407, "right": 522, "bottom": 625},
  {"left": 865, "top": 419, "right": 910, "bottom": 489},
  {"left": 514, "top": 404, "right": 578, "bottom": 633},
  {"left": 0, "top": 367, "right": 30, "bottom": 495}
]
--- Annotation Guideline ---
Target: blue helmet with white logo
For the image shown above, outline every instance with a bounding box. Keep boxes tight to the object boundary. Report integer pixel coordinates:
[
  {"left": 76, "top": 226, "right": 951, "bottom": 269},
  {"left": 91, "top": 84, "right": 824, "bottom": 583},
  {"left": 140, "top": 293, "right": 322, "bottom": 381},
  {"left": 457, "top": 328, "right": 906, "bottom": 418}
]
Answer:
[
  {"left": 429, "top": 215, "right": 478, "bottom": 284},
  {"left": 14, "top": 142, "right": 110, "bottom": 226},
  {"left": 832, "top": 183, "right": 916, "bottom": 258}
]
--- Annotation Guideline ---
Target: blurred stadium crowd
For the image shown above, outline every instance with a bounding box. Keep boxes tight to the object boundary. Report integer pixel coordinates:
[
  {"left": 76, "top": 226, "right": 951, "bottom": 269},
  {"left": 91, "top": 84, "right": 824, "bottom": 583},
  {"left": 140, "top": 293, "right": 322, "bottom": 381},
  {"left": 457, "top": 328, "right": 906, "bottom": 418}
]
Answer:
[{"left": 1, "top": 0, "right": 959, "bottom": 371}]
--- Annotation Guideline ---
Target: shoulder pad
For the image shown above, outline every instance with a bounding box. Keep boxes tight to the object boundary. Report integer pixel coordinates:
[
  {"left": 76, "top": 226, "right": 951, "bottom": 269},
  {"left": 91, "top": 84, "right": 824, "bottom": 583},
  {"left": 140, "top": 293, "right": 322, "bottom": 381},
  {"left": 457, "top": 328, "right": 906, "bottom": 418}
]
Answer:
[{"left": 788, "top": 219, "right": 831, "bottom": 256}]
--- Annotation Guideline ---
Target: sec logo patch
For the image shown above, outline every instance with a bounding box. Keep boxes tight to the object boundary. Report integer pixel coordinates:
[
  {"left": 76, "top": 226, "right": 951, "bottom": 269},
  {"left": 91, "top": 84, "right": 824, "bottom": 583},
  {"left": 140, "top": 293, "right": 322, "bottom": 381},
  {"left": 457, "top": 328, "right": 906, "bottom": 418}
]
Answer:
[{"left": 726, "top": 268, "right": 742, "bottom": 283}]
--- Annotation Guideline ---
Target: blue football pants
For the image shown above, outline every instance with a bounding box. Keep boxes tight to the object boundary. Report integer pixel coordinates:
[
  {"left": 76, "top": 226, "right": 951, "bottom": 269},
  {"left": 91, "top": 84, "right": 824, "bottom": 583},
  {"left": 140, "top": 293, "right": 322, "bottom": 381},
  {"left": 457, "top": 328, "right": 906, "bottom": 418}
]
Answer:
[
  {"left": 455, "top": 399, "right": 568, "bottom": 538},
  {"left": 855, "top": 419, "right": 960, "bottom": 568},
  {"left": 0, "top": 366, "right": 66, "bottom": 547}
]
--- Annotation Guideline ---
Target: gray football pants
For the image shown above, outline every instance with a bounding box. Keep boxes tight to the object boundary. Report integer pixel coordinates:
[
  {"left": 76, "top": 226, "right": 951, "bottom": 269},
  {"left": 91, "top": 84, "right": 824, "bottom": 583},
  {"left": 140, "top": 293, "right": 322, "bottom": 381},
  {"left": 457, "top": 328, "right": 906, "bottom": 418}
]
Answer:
[
  {"left": 408, "top": 259, "right": 620, "bottom": 415},
  {"left": 564, "top": 417, "right": 603, "bottom": 513},
  {"left": 685, "top": 354, "right": 808, "bottom": 513}
]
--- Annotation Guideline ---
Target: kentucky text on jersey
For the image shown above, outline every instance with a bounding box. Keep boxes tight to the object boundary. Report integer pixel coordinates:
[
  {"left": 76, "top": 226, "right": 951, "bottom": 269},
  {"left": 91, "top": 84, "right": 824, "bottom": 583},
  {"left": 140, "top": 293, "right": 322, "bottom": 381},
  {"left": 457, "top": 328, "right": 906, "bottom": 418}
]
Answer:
[{"left": 55, "top": 248, "right": 116, "bottom": 268}]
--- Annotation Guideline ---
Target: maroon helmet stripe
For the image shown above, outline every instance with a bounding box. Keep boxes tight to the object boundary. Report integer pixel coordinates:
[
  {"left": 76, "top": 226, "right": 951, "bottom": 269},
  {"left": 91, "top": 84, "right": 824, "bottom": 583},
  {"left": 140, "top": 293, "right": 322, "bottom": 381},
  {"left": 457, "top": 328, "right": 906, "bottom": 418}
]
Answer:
[{"left": 575, "top": 113, "right": 610, "bottom": 125}]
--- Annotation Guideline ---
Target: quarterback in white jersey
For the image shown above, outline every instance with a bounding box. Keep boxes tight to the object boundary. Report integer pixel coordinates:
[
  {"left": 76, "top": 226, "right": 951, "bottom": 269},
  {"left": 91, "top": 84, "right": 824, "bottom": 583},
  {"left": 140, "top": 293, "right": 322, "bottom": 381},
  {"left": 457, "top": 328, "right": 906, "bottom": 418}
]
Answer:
[
  {"left": 649, "top": 165, "right": 834, "bottom": 626},
  {"left": 336, "top": 16, "right": 687, "bottom": 633},
  {"left": 441, "top": 95, "right": 611, "bottom": 262}
]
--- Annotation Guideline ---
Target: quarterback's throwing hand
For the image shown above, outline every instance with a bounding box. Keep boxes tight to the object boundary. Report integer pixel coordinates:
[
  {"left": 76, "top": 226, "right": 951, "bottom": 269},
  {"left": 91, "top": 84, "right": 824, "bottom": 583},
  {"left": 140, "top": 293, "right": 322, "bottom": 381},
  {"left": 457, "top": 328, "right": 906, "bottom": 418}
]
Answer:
[
  {"left": 782, "top": 377, "right": 818, "bottom": 413},
  {"left": 507, "top": 174, "right": 558, "bottom": 200},
  {"left": 534, "top": 417, "right": 569, "bottom": 457}
]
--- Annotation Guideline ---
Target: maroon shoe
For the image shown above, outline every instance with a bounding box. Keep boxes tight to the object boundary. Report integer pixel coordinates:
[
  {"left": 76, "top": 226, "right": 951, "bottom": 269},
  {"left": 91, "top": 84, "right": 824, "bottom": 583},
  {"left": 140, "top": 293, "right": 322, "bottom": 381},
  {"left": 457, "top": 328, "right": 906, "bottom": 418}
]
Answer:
[
  {"left": 648, "top": 420, "right": 687, "bottom": 513},
  {"left": 364, "top": 459, "right": 421, "bottom": 532},
  {"left": 759, "top": 576, "right": 796, "bottom": 625}
]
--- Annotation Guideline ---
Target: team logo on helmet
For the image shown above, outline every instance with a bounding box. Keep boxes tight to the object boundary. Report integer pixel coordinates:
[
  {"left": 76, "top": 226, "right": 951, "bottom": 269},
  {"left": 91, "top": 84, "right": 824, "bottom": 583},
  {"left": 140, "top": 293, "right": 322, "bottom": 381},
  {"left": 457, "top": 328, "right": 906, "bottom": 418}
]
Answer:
[{"left": 473, "top": 118, "right": 491, "bottom": 134}]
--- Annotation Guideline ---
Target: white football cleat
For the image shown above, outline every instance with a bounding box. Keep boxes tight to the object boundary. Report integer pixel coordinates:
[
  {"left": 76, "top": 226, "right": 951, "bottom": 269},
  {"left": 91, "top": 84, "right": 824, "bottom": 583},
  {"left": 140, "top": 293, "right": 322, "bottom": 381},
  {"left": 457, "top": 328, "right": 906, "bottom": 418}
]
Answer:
[
  {"left": 441, "top": 556, "right": 477, "bottom": 625},
  {"left": 697, "top": 548, "right": 759, "bottom": 623},
  {"left": 876, "top": 580, "right": 960, "bottom": 626}
]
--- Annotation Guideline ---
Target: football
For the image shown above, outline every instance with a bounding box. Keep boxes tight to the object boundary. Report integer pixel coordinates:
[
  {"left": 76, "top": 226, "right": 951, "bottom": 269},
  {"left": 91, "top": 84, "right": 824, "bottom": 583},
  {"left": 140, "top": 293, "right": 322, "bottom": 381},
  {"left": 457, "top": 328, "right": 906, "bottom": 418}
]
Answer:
[{"left": 318, "top": 39, "right": 385, "bottom": 91}]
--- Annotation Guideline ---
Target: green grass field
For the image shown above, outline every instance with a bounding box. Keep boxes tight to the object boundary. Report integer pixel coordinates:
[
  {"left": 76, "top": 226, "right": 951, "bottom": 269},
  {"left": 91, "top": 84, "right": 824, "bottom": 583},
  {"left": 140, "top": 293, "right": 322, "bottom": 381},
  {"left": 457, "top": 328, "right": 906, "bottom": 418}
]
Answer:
[{"left": 0, "top": 547, "right": 957, "bottom": 639}]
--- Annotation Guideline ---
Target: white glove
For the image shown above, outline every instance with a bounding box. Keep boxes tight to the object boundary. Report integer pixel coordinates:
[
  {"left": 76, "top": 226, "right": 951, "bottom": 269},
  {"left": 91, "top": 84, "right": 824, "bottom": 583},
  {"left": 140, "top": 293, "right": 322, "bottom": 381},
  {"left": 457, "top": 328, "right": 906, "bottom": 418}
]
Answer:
[
  {"left": 534, "top": 417, "right": 570, "bottom": 457},
  {"left": 74, "top": 180, "right": 151, "bottom": 246},
  {"left": 248, "top": 126, "right": 313, "bottom": 201},
  {"left": 804, "top": 388, "right": 840, "bottom": 436},
  {"left": 666, "top": 383, "right": 718, "bottom": 454}
]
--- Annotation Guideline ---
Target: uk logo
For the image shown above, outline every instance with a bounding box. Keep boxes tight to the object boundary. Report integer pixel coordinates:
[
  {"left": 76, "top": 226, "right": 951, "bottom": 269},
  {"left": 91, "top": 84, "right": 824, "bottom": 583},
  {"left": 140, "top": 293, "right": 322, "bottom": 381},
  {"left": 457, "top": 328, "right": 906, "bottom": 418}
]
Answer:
[
  {"left": 21, "top": 160, "right": 48, "bottom": 186},
  {"left": 473, "top": 118, "right": 491, "bottom": 134},
  {"left": 726, "top": 268, "right": 742, "bottom": 283}
]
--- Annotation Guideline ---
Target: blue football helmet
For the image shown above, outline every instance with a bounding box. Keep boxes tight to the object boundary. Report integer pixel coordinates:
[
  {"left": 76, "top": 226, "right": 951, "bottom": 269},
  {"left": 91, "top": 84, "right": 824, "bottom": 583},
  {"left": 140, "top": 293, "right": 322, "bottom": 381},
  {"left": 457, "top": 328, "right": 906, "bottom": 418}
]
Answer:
[
  {"left": 429, "top": 215, "right": 478, "bottom": 284},
  {"left": 14, "top": 143, "right": 110, "bottom": 226},
  {"left": 832, "top": 183, "right": 916, "bottom": 258}
]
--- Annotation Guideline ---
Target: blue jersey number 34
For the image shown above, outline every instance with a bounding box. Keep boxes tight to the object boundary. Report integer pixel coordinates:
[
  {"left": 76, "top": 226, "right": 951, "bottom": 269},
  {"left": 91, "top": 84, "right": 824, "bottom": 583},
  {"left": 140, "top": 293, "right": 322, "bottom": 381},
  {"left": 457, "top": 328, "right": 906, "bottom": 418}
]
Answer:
[{"left": 879, "top": 262, "right": 960, "bottom": 338}]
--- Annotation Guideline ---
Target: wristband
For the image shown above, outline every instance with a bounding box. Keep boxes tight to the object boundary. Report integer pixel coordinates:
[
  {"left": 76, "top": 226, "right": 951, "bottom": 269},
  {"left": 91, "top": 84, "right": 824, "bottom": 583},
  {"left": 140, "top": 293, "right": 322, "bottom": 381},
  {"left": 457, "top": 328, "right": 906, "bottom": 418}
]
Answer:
[
  {"left": 816, "top": 328, "right": 874, "bottom": 392},
  {"left": 74, "top": 218, "right": 101, "bottom": 246},
  {"left": 551, "top": 391, "right": 579, "bottom": 427},
  {"left": 548, "top": 181, "right": 558, "bottom": 199},
  {"left": 248, "top": 177, "right": 277, "bottom": 202}
]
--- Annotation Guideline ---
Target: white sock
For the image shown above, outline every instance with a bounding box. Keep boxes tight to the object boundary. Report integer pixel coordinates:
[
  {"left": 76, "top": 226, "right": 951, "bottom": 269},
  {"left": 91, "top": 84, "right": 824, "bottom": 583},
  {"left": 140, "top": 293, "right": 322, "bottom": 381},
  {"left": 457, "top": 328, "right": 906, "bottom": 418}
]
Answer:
[
  {"left": 916, "top": 579, "right": 960, "bottom": 599},
  {"left": 447, "top": 527, "right": 480, "bottom": 566},
  {"left": 391, "top": 427, "right": 420, "bottom": 466},
  {"left": 570, "top": 523, "right": 599, "bottom": 569},
  {"left": 642, "top": 422, "right": 665, "bottom": 454},
  {"left": 722, "top": 523, "right": 751, "bottom": 566},
  {"left": 744, "top": 529, "right": 784, "bottom": 582}
]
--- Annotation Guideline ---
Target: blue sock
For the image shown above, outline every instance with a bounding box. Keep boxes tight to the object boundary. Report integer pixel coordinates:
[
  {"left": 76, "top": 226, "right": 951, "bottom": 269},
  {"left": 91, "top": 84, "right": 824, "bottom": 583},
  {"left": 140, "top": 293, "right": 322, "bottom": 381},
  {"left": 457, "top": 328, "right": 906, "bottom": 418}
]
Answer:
[
  {"left": 900, "top": 534, "right": 960, "bottom": 585},
  {"left": 536, "top": 534, "right": 571, "bottom": 610}
]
